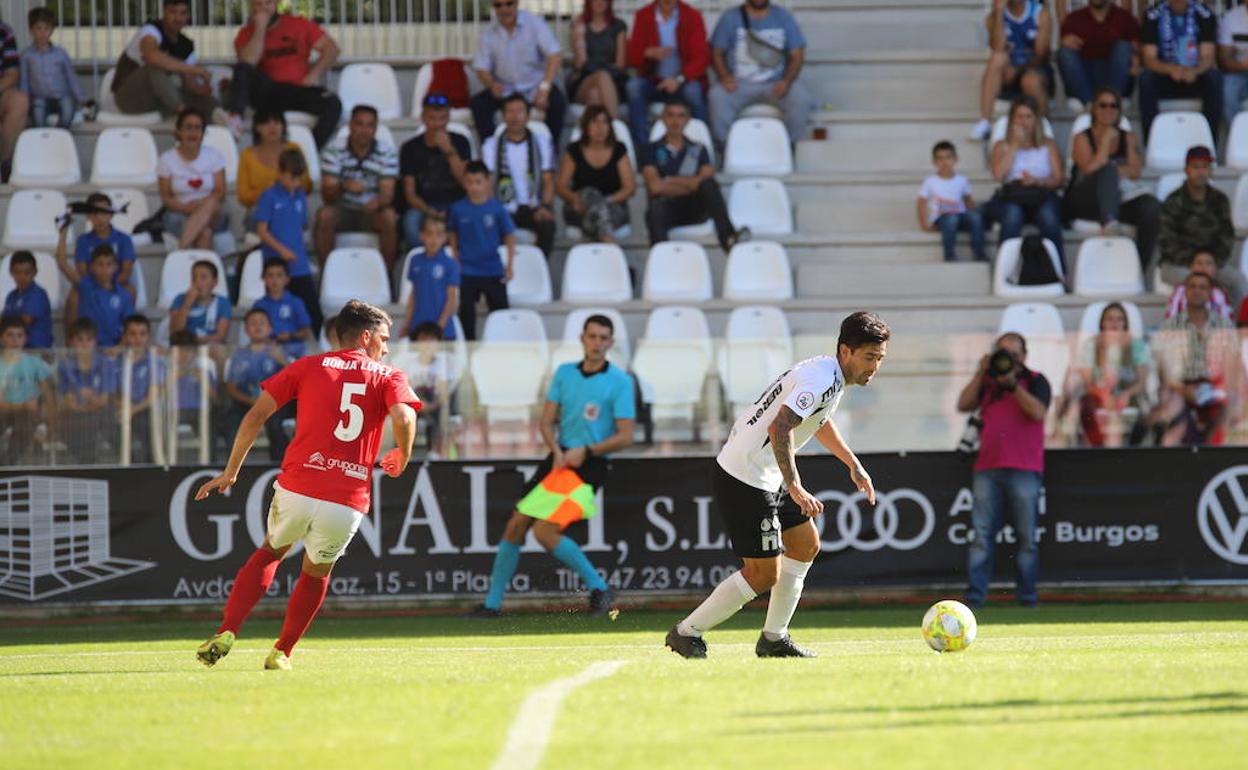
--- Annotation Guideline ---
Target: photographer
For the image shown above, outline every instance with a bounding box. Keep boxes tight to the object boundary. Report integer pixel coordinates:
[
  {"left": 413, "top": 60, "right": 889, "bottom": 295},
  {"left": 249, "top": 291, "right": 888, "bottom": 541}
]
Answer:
[{"left": 956, "top": 331, "right": 1050, "bottom": 608}]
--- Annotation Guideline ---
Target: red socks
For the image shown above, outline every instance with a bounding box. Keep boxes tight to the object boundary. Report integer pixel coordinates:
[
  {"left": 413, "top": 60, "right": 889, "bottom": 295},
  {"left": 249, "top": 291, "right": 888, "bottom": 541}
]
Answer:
[
  {"left": 218, "top": 548, "right": 281, "bottom": 635},
  {"left": 275, "top": 573, "right": 330, "bottom": 655}
]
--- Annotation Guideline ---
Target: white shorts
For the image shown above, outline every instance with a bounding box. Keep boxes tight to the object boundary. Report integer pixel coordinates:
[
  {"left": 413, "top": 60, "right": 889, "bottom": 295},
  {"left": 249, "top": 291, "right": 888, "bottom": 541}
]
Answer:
[{"left": 267, "top": 482, "right": 365, "bottom": 565}]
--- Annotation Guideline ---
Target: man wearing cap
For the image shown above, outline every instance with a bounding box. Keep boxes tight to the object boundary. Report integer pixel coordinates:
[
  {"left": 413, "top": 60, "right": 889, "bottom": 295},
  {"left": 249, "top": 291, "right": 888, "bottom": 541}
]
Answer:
[
  {"left": 470, "top": 0, "right": 565, "bottom": 142},
  {"left": 1159, "top": 145, "right": 1243, "bottom": 305},
  {"left": 399, "top": 93, "right": 471, "bottom": 250}
]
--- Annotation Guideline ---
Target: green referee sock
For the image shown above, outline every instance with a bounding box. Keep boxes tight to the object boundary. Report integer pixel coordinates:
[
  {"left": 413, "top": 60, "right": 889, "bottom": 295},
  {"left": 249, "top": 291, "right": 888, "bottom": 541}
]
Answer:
[{"left": 551, "top": 537, "right": 608, "bottom": 592}]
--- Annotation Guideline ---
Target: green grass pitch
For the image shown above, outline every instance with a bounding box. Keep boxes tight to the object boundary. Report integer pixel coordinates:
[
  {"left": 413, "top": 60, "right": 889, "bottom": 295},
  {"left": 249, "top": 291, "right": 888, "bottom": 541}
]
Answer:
[{"left": 1, "top": 602, "right": 1246, "bottom": 770}]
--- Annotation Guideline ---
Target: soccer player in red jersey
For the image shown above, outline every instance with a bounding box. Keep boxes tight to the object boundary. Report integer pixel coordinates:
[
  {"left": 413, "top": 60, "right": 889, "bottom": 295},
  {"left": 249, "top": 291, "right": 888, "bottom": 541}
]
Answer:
[{"left": 194, "top": 300, "right": 420, "bottom": 670}]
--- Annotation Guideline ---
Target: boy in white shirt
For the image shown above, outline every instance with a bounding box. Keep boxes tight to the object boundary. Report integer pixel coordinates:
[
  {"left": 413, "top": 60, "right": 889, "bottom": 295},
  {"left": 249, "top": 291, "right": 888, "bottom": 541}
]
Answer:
[{"left": 917, "top": 140, "right": 986, "bottom": 262}]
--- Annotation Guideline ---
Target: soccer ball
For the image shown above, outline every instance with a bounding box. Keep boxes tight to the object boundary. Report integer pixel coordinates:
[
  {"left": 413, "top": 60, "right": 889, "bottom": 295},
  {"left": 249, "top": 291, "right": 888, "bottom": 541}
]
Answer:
[{"left": 921, "top": 600, "right": 977, "bottom": 653}]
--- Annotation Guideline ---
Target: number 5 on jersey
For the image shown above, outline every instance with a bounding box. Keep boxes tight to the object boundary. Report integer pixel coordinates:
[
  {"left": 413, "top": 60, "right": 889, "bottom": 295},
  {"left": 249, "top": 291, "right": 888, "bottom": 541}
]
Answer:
[{"left": 334, "top": 383, "right": 367, "bottom": 441}]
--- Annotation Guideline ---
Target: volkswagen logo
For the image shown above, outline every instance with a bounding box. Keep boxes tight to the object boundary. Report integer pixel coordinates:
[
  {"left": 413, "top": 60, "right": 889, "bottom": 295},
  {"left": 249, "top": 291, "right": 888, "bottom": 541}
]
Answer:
[
  {"left": 1197, "top": 466, "right": 1248, "bottom": 565},
  {"left": 814, "top": 488, "right": 936, "bottom": 552}
]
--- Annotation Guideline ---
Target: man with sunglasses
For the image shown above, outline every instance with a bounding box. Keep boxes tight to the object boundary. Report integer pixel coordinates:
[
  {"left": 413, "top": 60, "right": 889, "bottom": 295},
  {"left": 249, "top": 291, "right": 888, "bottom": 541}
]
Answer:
[
  {"left": 471, "top": 0, "right": 566, "bottom": 142},
  {"left": 1057, "top": 0, "right": 1139, "bottom": 109},
  {"left": 400, "top": 93, "right": 471, "bottom": 251}
]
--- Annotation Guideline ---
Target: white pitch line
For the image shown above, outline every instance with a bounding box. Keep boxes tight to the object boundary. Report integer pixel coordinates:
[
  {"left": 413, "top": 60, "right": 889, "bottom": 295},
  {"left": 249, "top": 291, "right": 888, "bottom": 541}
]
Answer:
[{"left": 489, "top": 660, "right": 628, "bottom": 770}]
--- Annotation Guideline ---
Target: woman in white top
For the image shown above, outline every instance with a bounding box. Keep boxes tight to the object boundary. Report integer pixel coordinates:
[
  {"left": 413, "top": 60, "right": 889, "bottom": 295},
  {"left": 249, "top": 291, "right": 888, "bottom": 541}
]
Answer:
[
  {"left": 158, "top": 108, "right": 228, "bottom": 249},
  {"left": 987, "top": 97, "right": 1067, "bottom": 267}
]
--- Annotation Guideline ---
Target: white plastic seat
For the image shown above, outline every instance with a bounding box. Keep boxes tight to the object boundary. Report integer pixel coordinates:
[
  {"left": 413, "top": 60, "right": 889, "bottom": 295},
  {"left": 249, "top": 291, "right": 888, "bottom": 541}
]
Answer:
[
  {"left": 992, "top": 237, "right": 1066, "bottom": 298},
  {"left": 723, "top": 117, "right": 793, "bottom": 176},
  {"left": 481, "top": 307, "right": 549, "bottom": 360},
  {"left": 337, "top": 62, "right": 403, "bottom": 121},
  {"left": 285, "top": 111, "right": 317, "bottom": 127},
  {"left": 550, "top": 308, "right": 631, "bottom": 370},
  {"left": 997, "top": 302, "right": 1070, "bottom": 393},
  {"left": 412, "top": 121, "right": 481, "bottom": 160},
  {"left": 470, "top": 344, "right": 547, "bottom": 423},
  {"left": 1233, "top": 174, "right": 1248, "bottom": 232},
  {"left": 1077, "top": 300, "right": 1146, "bottom": 340},
  {"left": 3, "top": 190, "right": 68, "bottom": 250},
  {"left": 642, "top": 241, "right": 712, "bottom": 301},
  {"left": 1065, "top": 112, "right": 1131, "bottom": 163},
  {"left": 632, "top": 306, "right": 712, "bottom": 420},
  {"left": 718, "top": 306, "right": 794, "bottom": 412},
  {"left": 505, "top": 245, "right": 553, "bottom": 306},
  {"left": 1072, "top": 237, "right": 1144, "bottom": 297},
  {"left": 98, "top": 188, "right": 149, "bottom": 237},
  {"left": 237, "top": 249, "right": 266, "bottom": 306},
  {"left": 561, "top": 243, "right": 632, "bottom": 303},
  {"left": 90, "top": 127, "right": 159, "bottom": 186},
  {"left": 723, "top": 241, "right": 793, "bottom": 300},
  {"left": 668, "top": 220, "right": 715, "bottom": 239},
  {"left": 0, "top": 251, "right": 64, "bottom": 310},
  {"left": 287, "top": 124, "right": 322, "bottom": 184},
  {"left": 332, "top": 122, "right": 397, "bottom": 149},
  {"left": 319, "top": 248, "right": 390, "bottom": 316},
  {"left": 641, "top": 305, "right": 712, "bottom": 357},
  {"left": 335, "top": 232, "right": 381, "bottom": 249},
  {"left": 158, "top": 249, "right": 228, "bottom": 309},
  {"left": 568, "top": 119, "right": 637, "bottom": 169},
  {"left": 1145, "top": 112, "right": 1215, "bottom": 170},
  {"left": 203, "top": 126, "right": 240, "bottom": 186},
  {"left": 1230, "top": 113, "right": 1248, "bottom": 170},
  {"left": 410, "top": 62, "right": 475, "bottom": 126},
  {"left": 728, "top": 178, "right": 793, "bottom": 236},
  {"left": 95, "top": 68, "right": 162, "bottom": 126},
  {"left": 1156, "top": 172, "right": 1185, "bottom": 202},
  {"left": 490, "top": 120, "right": 553, "bottom": 144},
  {"left": 648, "top": 117, "right": 716, "bottom": 165},
  {"left": 10, "top": 128, "right": 82, "bottom": 187}
]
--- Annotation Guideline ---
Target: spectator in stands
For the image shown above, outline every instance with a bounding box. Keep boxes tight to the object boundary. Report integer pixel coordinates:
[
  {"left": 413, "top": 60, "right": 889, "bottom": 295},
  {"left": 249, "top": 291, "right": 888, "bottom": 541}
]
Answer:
[
  {"left": 111, "top": 0, "right": 218, "bottom": 121},
  {"left": 1150, "top": 271, "right": 1239, "bottom": 445},
  {"left": 1158, "top": 145, "right": 1243, "bottom": 304},
  {"left": 1165, "top": 248, "right": 1231, "bottom": 318},
  {"left": 971, "top": 0, "right": 1053, "bottom": 141},
  {"left": 1063, "top": 86, "right": 1160, "bottom": 277},
  {"left": 916, "top": 140, "right": 986, "bottom": 262},
  {"left": 3, "top": 251, "right": 52, "bottom": 349},
  {"left": 406, "top": 321, "right": 450, "bottom": 457},
  {"left": 116, "top": 314, "right": 163, "bottom": 463},
  {"left": 253, "top": 259, "right": 312, "bottom": 359},
  {"left": 482, "top": 94, "right": 557, "bottom": 257},
  {"left": 229, "top": 0, "right": 342, "bottom": 147},
  {"left": 984, "top": 98, "right": 1066, "bottom": 267},
  {"left": 57, "top": 317, "right": 115, "bottom": 463},
  {"left": 401, "top": 217, "right": 460, "bottom": 340},
  {"left": 400, "top": 93, "right": 470, "bottom": 251},
  {"left": 158, "top": 108, "right": 231, "bottom": 251},
  {"left": 625, "top": 0, "right": 710, "bottom": 149},
  {"left": 1056, "top": 0, "right": 1141, "bottom": 24},
  {"left": 570, "top": 0, "right": 628, "bottom": 118},
  {"left": 237, "top": 109, "right": 312, "bottom": 224},
  {"left": 1057, "top": 0, "right": 1139, "bottom": 109},
  {"left": 20, "top": 7, "right": 86, "bottom": 128},
  {"left": 0, "top": 316, "right": 53, "bottom": 465},
  {"left": 642, "top": 98, "right": 748, "bottom": 252},
  {"left": 1138, "top": 0, "right": 1219, "bottom": 141},
  {"left": 708, "top": 0, "right": 813, "bottom": 146},
  {"left": 0, "top": 16, "right": 30, "bottom": 181},
  {"left": 558, "top": 105, "right": 636, "bottom": 244},
  {"left": 315, "top": 105, "right": 400, "bottom": 268},
  {"left": 170, "top": 259, "right": 231, "bottom": 345},
  {"left": 255, "top": 148, "right": 320, "bottom": 334},
  {"left": 66, "top": 192, "right": 137, "bottom": 301},
  {"left": 471, "top": 0, "right": 565, "bottom": 142},
  {"left": 956, "top": 331, "right": 1049, "bottom": 608},
  {"left": 168, "top": 329, "right": 219, "bottom": 459},
  {"left": 58, "top": 244, "right": 133, "bottom": 347},
  {"left": 449, "top": 161, "right": 515, "bottom": 341},
  {"left": 1075, "top": 302, "right": 1152, "bottom": 446},
  {"left": 1218, "top": 0, "right": 1248, "bottom": 128},
  {"left": 223, "top": 308, "right": 290, "bottom": 461}
]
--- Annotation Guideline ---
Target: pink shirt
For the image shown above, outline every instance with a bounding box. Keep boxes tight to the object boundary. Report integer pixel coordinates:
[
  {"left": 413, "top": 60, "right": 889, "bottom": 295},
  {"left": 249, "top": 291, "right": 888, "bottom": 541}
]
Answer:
[{"left": 974, "top": 369, "right": 1050, "bottom": 473}]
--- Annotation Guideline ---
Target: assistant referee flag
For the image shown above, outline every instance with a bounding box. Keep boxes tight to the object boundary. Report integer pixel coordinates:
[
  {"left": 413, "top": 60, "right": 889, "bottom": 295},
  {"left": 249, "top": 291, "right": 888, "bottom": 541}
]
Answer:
[{"left": 516, "top": 468, "right": 598, "bottom": 528}]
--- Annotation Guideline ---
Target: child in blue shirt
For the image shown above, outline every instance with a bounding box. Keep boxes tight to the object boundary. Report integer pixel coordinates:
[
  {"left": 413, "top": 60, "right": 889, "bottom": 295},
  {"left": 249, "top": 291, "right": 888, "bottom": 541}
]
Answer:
[
  {"left": 223, "top": 309, "right": 292, "bottom": 460},
  {"left": 58, "top": 244, "right": 135, "bottom": 347},
  {"left": 55, "top": 193, "right": 138, "bottom": 325},
  {"left": 402, "top": 216, "right": 461, "bottom": 340},
  {"left": 448, "top": 161, "right": 515, "bottom": 340},
  {"left": 255, "top": 148, "right": 321, "bottom": 334},
  {"left": 3, "top": 250, "right": 52, "bottom": 348},
  {"left": 169, "top": 329, "right": 220, "bottom": 461},
  {"left": 0, "top": 316, "right": 54, "bottom": 464},
  {"left": 57, "top": 317, "right": 117, "bottom": 463},
  {"left": 115, "top": 314, "right": 164, "bottom": 463},
  {"left": 170, "top": 260, "right": 232, "bottom": 345},
  {"left": 252, "top": 258, "right": 312, "bottom": 359}
]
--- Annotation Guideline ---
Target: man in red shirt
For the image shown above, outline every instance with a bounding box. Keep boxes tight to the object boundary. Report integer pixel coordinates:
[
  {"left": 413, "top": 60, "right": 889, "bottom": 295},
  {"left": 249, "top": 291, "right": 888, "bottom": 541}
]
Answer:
[
  {"left": 1057, "top": 0, "right": 1140, "bottom": 108},
  {"left": 226, "top": 0, "right": 342, "bottom": 147},
  {"left": 195, "top": 300, "right": 420, "bottom": 670}
]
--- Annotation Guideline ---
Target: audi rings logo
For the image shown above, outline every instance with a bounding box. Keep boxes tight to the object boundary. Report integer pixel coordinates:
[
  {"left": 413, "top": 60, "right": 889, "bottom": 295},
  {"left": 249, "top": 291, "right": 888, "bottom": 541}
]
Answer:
[
  {"left": 1197, "top": 466, "right": 1248, "bottom": 565},
  {"left": 815, "top": 488, "right": 936, "bottom": 552}
]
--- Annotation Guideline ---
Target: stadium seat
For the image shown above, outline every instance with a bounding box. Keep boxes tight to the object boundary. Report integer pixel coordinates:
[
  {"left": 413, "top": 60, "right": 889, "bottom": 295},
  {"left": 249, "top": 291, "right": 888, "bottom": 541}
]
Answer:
[
  {"left": 997, "top": 301, "right": 1070, "bottom": 394},
  {"left": 1064, "top": 113, "right": 1130, "bottom": 161},
  {"left": 285, "top": 111, "right": 317, "bottom": 127},
  {"left": 648, "top": 117, "right": 716, "bottom": 165},
  {"left": 90, "top": 128, "right": 159, "bottom": 186},
  {"left": 1077, "top": 300, "right": 1145, "bottom": 340},
  {"left": 469, "top": 343, "right": 548, "bottom": 424},
  {"left": 203, "top": 126, "right": 240, "bottom": 186},
  {"left": 98, "top": 188, "right": 149, "bottom": 238},
  {"left": 0, "top": 251, "right": 64, "bottom": 310},
  {"left": 1145, "top": 112, "right": 1214, "bottom": 170},
  {"left": 550, "top": 307, "right": 631, "bottom": 370},
  {"left": 992, "top": 237, "right": 1066, "bottom": 298},
  {"left": 237, "top": 249, "right": 266, "bottom": 306},
  {"left": 1229, "top": 113, "right": 1248, "bottom": 170},
  {"left": 561, "top": 243, "right": 632, "bottom": 303},
  {"left": 718, "top": 306, "right": 794, "bottom": 413},
  {"left": 481, "top": 307, "right": 549, "bottom": 359},
  {"left": 158, "top": 249, "right": 228, "bottom": 308},
  {"left": 96, "top": 68, "right": 161, "bottom": 125},
  {"left": 642, "top": 241, "right": 712, "bottom": 301},
  {"left": 568, "top": 118, "right": 637, "bottom": 169},
  {"left": 412, "top": 121, "right": 480, "bottom": 160},
  {"left": 287, "top": 124, "right": 322, "bottom": 184},
  {"left": 504, "top": 245, "right": 553, "bottom": 306},
  {"left": 740, "top": 103, "right": 783, "bottom": 120},
  {"left": 1072, "top": 237, "right": 1144, "bottom": 297},
  {"left": 632, "top": 306, "right": 712, "bottom": 421},
  {"left": 489, "top": 120, "right": 553, "bottom": 145},
  {"left": 10, "top": 128, "right": 82, "bottom": 188},
  {"left": 319, "top": 248, "right": 391, "bottom": 316},
  {"left": 723, "top": 241, "right": 794, "bottom": 300},
  {"left": 1155, "top": 172, "right": 1185, "bottom": 203},
  {"left": 129, "top": 261, "right": 149, "bottom": 309},
  {"left": 3, "top": 189, "right": 68, "bottom": 250},
  {"left": 333, "top": 122, "right": 397, "bottom": 148},
  {"left": 1233, "top": 174, "right": 1248, "bottom": 233},
  {"left": 410, "top": 62, "right": 475, "bottom": 126},
  {"left": 723, "top": 117, "right": 793, "bottom": 176},
  {"left": 728, "top": 178, "right": 793, "bottom": 236},
  {"left": 337, "top": 62, "right": 403, "bottom": 121}
]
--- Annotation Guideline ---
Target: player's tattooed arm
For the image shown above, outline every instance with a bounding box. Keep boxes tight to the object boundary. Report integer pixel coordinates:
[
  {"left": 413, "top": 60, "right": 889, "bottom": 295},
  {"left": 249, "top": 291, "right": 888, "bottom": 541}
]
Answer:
[{"left": 767, "top": 405, "right": 804, "bottom": 488}]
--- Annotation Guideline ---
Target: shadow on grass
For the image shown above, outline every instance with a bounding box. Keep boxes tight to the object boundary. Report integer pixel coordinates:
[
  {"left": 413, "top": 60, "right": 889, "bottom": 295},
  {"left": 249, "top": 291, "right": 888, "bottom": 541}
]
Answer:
[{"left": 741, "top": 691, "right": 1248, "bottom": 719}]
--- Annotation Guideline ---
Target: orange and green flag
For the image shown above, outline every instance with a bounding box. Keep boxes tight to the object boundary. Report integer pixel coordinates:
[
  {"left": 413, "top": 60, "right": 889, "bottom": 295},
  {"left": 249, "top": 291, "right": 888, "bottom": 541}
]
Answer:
[{"left": 516, "top": 467, "right": 598, "bottom": 529}]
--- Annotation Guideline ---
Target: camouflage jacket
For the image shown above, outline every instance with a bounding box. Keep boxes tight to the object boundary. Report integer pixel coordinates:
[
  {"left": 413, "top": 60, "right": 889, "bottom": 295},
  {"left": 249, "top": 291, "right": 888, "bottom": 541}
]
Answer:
[{"left": 1158, "top": 184, "right": 1235, "bottom": 268}]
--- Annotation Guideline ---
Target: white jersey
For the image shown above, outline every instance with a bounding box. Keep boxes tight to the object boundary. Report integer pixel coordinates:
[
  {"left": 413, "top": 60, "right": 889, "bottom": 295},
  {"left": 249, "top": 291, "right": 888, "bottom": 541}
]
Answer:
[{"left": 717, "top": 356, "right": 845, "bottom": 491}]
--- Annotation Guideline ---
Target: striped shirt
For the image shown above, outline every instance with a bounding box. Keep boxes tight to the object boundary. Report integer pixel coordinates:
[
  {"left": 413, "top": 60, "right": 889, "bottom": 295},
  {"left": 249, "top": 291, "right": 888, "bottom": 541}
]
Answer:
[
  {"left": 1154, "top": 310, "right": 1237, "bottom": 384},
  {"left": 320, "top": 136, "right": 399, "bottom": 209},
  {"left": 20, "top": 44, "right": 83, "bottom": 101}
]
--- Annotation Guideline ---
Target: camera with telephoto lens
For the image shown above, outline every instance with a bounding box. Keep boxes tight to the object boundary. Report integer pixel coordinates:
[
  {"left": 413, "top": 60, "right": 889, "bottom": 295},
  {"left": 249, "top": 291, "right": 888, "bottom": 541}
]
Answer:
[{"left": 988, "top": 348, "right": 1018, "bottom": 379}]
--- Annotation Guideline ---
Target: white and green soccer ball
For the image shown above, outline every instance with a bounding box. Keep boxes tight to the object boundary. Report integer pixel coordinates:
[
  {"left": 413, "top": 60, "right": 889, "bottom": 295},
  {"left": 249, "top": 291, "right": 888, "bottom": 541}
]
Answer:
[{"left": 921, "top": 600, "right": 977, "bottom": 653}]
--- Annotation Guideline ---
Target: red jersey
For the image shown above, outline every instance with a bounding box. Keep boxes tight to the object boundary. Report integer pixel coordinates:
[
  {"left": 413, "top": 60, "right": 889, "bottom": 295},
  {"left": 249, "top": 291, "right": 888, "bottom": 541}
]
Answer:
[
  {"left": 262, "top": 349, "right": 421, "bottom": 512},
  {"left": 234, "top": 14, "right": 325, "bottom": 84}
]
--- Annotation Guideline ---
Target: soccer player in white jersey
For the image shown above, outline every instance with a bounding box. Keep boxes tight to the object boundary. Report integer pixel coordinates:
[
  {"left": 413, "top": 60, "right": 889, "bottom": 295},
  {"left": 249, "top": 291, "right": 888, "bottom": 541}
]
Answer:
[
  {"left": 194, "top": 300, "right": 421, "bottom": 670},
  {"left": 666, "top": 311, "right": 890, "bottom": 658}
]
